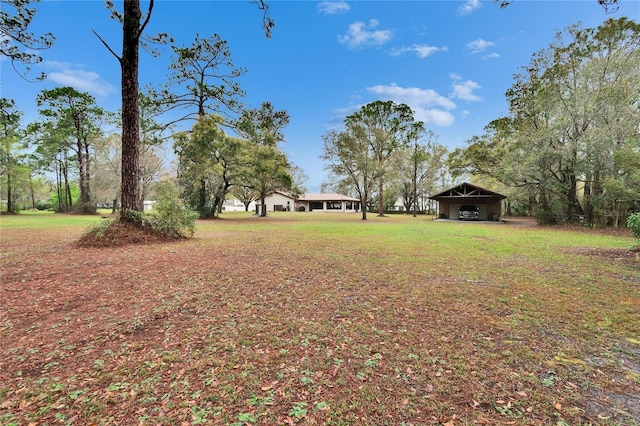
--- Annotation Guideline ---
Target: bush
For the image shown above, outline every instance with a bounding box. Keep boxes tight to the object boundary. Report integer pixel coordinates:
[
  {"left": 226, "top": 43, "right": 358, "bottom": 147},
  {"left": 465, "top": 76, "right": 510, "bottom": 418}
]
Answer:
[
  {"left": 627, "top": 212, "right": 640, "bottom": 240},
  {"left": 533, "top": 207, "right": 556, "bottom": 225},
  {"left": 143, "top": 181, "right": 198, "bottom": 239}
]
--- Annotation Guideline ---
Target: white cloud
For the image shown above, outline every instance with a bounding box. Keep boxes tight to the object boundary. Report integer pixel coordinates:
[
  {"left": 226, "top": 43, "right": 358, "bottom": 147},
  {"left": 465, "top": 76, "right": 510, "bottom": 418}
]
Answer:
[
  {"left": 388, "top": 44, "right": 448, "bottom": 59},
  {"left": 458, "top": 0, "right": 482, "bottom": 15},
  {"left": 318, "top": 1, "right": 350, "bottom": 15},
  {"left": 482, "top": 52, "right": 500, "bottom": 60},
  {"left": 48, "top": 70, "right": 115, "bottom": 98},
  {"left": 44, "top": 61, "right": 115, "bottom": 97},
  {"left": 466, "top": 38, "right": 495, "bottom": 53},
  {"left": 450, "top": 79, "right": 482, "bottom": 101},
  {"left": 365, "top": 83, "right": 456, "bottom": 126},
  {"left": 338, "top": 19, "right": 393, "bottom": 49}
]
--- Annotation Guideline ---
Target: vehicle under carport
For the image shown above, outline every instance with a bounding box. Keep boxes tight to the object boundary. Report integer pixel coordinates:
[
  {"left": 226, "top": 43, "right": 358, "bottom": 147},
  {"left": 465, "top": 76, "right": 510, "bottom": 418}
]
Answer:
[{"left": 429, "top": 182, "right": 507, "bottom": 221}]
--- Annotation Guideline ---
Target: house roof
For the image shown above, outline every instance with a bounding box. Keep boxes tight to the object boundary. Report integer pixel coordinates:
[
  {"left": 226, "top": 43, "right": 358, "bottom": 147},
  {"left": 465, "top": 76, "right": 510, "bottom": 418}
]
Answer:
[
  {"left": 429, "top": 182, "right": 506, "bottom": 200},
  {"left": 298, "top": 193, "right": 360, "bottom": 202}
]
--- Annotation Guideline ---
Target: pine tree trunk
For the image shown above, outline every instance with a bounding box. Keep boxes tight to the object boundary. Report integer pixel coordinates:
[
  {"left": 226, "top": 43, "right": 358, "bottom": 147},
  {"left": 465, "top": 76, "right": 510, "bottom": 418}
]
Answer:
[
  {"left": 377, "top": 177, "right": 384, "bottom": 216},
  {"left": 6, "top": 169, "right": 13, "bottom": 213},
  {"left": 120, "top": 0, "right": 142, "bottom": 222}
]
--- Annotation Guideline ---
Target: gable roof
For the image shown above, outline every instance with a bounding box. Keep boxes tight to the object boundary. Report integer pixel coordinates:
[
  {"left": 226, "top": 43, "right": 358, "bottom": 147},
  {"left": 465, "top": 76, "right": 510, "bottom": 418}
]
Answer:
[
  {"left": 298, "top": 193, "right": 360, "bottom": 202},
  {"left": 429, "top": 182, "right": 506, "bottom": 200}
]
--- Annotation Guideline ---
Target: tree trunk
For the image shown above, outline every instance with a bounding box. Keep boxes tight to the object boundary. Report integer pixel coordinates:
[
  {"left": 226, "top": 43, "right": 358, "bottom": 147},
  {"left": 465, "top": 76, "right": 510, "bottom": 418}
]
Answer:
[
  {"left": 6, "top": 169, "right": 13, "bottom": 213},
  {"left": 377, "top": 177, "right": 384, "bottom": 216},
  {"left": 120, "top": 0, "right": 142, "bottom": 222},
  {"left": 29, "top": 170, "right": 36, "bottom": 209},
  {"left": 259, "top": 194, "right": 266, "bottom": 217},
  {"left": 55, "top": 160, "right": 62, "bottom": 212},
  {"left": 62, "top": 160, "right": 72, "bottom": 211},
  {"left": 76, "top": 139, "right": 92, "bottom": 213},
  {"left": 198, "top": 179, "right": 207, "bottom": 213},
  {"left": 412, "top": 152, "right": 418, "bottom": 217},
  {"left": 361, "top": 185, "right": 368, "bottom": 221}
]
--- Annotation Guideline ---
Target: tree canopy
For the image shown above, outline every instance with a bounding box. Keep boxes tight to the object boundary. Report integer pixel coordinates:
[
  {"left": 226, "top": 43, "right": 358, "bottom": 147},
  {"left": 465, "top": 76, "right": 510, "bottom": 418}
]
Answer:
[{"left": 0, "top": 0, "right": 54, "bottom": 79}]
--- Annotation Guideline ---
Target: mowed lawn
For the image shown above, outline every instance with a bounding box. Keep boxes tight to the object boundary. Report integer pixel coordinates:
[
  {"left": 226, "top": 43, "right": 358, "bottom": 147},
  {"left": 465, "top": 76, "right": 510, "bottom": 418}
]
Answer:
[{"left": 0, "top": 212, "right": 638, "bottom": 425}]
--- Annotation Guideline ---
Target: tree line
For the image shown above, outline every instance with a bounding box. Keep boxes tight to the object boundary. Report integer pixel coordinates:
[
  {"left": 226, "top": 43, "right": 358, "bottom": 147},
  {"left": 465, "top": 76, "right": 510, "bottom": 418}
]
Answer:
[
  {"left": 1, "top": 1, "right": 297, "bottom": 218},
  {"left": 449, "top": 18, "right": 639, "bottom": 226},
  {"left": 2, "top": 1, "right": 637, "bottom": 227}
]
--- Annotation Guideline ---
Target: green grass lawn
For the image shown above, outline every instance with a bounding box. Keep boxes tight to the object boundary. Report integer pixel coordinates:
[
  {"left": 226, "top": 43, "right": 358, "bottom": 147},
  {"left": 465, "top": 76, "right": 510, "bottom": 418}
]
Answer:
[{"left": 0, "top": 211, "right": 638, "bottom": 425}]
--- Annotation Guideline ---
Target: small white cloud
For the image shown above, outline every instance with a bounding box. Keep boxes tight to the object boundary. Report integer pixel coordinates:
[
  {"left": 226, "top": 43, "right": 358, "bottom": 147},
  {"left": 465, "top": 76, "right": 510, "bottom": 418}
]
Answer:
[
  {"left": 449, "top": 72, "right": 462, "bottom": 81},
  {"left": 48, "top": 70, "right": 115, "bottom": 98},
  {"left": 388, "top": 44, "right": 448, "bottom": 59},
  {"left": 482, "top": 52, "right": 500, "bottom": 60},
  {"left": 450, "top": 79, "right": 482, "bottom": 102},
  {"left": 458, "top": 0, "right": 482, "bottom": 15},
  {"left": 466, "top": 38, "right": 494, "bottom": 53},
  {"left": 365, "top": 83, "right": 456, "bottom": 127},
  {"left": 44, "top": 60, "right": 114, "bottom": 97},
  {"left": 338, "top": 19, "right": 393, "bottom": 49},
  {"left": 318, "top": 1, "right": 350, "bottom": 15}
]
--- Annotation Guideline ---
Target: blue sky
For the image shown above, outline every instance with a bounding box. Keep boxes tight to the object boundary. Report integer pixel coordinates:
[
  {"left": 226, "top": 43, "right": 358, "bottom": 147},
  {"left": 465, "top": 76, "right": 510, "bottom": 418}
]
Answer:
[{"left": 2, "top": 0, "right": 638, "bottom": 191}]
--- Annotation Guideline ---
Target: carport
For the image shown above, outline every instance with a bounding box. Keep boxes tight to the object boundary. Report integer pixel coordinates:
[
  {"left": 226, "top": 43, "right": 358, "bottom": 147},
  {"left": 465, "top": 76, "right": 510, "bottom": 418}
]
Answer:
[{"left": 429, "top": 182, "right": 506, "bottom": 221}]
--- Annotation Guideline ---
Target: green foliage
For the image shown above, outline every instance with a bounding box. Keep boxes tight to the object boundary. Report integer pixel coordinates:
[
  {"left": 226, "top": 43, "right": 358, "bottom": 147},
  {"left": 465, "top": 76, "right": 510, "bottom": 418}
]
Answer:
[
  {"left": 0, "top": 0, "right": 55, "bottom": 80},
  {"left": 533, "top": 207, "right": 557, "bottom": 225},
  {"left": 88, "top": 218, "right": 114, "bottom": 241},
  {"left": 626, "top": 212, "right": 640, "bottom": 240},
  {"left": 142, "top": 181, "right": 198, "bottom": 238},
  {"left": 454, "top": 18, "right": 640, "bottom": 227}
]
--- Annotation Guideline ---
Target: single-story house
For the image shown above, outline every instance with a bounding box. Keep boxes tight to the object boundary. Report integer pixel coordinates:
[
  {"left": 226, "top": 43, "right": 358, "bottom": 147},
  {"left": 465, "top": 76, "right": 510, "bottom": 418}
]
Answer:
[
  {"left": 258, "top": 191, "right": 297, "bottom": 212},
  {"left": 295, "top": 193, "right": 361, "bottom": 212},
  {"left": 258, "top": 192, "right": 361, "bottom": 213},
  {"left": 429, "top": 182, "right": 506, "bottom": 221}
]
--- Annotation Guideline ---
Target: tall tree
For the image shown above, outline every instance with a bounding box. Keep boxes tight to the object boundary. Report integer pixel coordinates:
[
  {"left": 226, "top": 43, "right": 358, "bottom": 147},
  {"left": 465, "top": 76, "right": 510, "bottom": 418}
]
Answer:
[
  {"left": 0, "top": 0, "right": 54, "bottom": 79},
  {"left": 395, "top": 126, "right": 444, "bottom": 216},
  {"left": 344, "top": 101, "right": 417, "bottom": 216},
  {"left": 150, "top": 33, "right": 246, "bottom": 125},
  {"left": 451, "top": 18, "right": 640, "bottom": 225},
  {"left": 322, "top": 127, "right": 377, "bottom": 220},
  {"left": 175, "top": 115, "right": 248, "bottom": 216},
  {"left": 235, "top": 102, "right": 292, "bottom": 217},
  {"left": 148, "top": 32, "right": 247, "bottom": 213},
  {"left": 95, "top": 0, "right": 274, "bottom": 224},
  {"left": 95, "top": 1, "right": 156, "bottom": 220},
  {"left": 0, "top": 98, "right": 24, "bottom": 213},
  {"left": 27, "top": 122, "right": 75, "bottom": 212},
  {"left": 36, "top": 87, "right": 104, "bottom": 213}
]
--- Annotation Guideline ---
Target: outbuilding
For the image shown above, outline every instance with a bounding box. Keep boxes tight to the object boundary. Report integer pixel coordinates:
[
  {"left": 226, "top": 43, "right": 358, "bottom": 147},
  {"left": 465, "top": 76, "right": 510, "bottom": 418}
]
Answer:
[{"left": 429, "top": 182, "right": 506, "bottom": 221}]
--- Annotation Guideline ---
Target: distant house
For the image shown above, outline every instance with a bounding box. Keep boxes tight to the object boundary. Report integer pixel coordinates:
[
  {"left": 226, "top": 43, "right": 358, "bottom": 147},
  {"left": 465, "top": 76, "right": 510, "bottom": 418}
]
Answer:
[
  {"left": 429, "top": 182, "right": 506, "bottom": 221},
  {"left": 222, "top": 198, "right": 256, "bottom": 212},
  {"left": 258, "top": 192, "right": 361, "bottom": 213},
  {"left": 262, "top": 191, "right": 297, "bottom": 212},
  {"left": 295, "top": 193, "right": 361, "bottom": 212}
]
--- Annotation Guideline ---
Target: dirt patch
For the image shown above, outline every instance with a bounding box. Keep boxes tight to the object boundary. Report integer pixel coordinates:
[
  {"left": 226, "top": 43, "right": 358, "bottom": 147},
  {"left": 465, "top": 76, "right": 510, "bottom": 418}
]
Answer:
[{"left": 566, "top": 247, "right": 639, "bottom": 271}]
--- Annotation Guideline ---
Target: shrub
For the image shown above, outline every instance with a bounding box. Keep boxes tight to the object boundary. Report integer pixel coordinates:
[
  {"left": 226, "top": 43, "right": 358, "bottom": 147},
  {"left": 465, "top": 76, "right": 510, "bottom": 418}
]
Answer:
[
  {"left": 627, "top": 212, "right": 640, "bottom": 240},
  {"left": 86, "top": 218, "right": 115, "bottom": 241},
  {"left": 143, "top": 181, "right": 198, "bottom": 239},
  {"left": 533, "top": 207, "right": 556, "bottom": 225}
]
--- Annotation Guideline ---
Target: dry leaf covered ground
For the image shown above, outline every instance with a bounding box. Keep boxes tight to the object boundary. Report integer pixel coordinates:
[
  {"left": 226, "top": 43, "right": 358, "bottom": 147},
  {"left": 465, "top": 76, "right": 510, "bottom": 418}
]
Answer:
[{"left": 1, "top": 213, "right": 638, "bottom": 425}]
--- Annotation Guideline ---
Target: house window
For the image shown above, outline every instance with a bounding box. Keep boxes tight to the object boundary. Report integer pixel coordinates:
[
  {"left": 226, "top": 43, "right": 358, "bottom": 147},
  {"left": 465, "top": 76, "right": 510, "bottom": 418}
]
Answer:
[
  {"left": 327, "top": 201, "right": 342, "bottom": 210},
  {"left": 310, "top": 201, "right": 323, "bottom": 211},
  {"left": 346, "top": 202, "right": 353, "bottom": 210}
]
